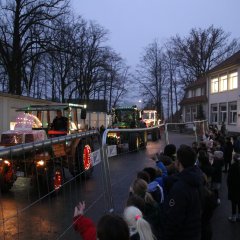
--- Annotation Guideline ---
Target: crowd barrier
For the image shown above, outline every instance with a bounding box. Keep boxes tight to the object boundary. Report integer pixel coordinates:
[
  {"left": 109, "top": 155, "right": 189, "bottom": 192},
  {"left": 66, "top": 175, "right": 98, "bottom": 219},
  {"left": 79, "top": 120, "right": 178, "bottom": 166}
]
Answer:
[{"left": 0, "top": 120, "right": 207, "bottom": 239}]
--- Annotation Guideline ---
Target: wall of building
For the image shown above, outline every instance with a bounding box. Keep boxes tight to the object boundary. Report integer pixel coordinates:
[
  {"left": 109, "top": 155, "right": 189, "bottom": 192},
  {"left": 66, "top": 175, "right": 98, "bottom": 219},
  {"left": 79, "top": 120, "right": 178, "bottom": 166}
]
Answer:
[{"left": 208, "top": 66, "right": 240, "bottom": 133}]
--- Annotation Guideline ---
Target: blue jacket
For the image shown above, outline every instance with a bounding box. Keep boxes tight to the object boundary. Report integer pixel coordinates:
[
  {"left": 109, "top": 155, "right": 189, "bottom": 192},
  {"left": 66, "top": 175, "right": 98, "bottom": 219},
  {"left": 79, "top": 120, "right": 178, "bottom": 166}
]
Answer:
[{"left": 163, "top": 166, "right": 202, "bottom": 240}]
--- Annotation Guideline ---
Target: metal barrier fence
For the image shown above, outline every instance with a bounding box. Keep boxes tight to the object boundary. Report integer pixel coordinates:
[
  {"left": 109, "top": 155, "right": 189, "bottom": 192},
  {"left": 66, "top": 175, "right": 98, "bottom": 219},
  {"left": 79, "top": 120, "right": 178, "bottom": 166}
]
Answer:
[
  {"left": 165, "top": 120, "right": 208, "bottom": 145},
  {"left": 0, "top": 121, "right": 206, "bottom": 239}
]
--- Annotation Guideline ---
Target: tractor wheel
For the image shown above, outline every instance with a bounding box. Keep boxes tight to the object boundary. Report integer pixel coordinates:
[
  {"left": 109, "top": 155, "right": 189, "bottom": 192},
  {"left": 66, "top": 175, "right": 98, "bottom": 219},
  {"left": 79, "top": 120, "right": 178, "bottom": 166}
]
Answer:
[{"left": 75, "top": 139, "right": 94, "bottom": 179}]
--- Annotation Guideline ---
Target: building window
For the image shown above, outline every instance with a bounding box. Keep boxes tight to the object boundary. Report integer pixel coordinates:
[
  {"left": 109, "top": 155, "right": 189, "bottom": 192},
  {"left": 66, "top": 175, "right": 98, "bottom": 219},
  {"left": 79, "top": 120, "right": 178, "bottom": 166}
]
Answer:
[
  {"left": 191, "top": 106, "right": 197, "bottom": 120},
  {"left": 185, "top": 106, "right": 191, "bottom": 122},
  {"left": 228, "top": 102, "right": 237, "bottom": 124},
  {"left": 229, "top": 72, "right": 238, "bottom": 90},
  {"left": 195, "top": 88, "right": 201, "bottom": 96},
  {"left": 188, "top": 90, "right": 192, "bottom": 98},
  {"left": 211, "top": 78, "right": 218, "bottom": 93},
  {"left": 219, "top": 103, "right": 227, "bottom": 123},
  {"left": 219, "top": 74, "right": 227, "bottom": 92},
  {"left": 211, "top": 104, "right": 218, "bottom": 123},
  {"left": 201, "top": 87, "right": 205, "bottom": 96}
]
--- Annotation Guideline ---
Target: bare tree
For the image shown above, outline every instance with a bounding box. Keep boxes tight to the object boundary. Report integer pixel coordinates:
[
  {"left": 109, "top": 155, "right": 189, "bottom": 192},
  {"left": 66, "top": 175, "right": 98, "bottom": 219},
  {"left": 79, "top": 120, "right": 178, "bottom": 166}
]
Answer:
[
  {"left": 136, "top": 40, "right": 166, "bottom": 119},
  {"left": 0, "top": 0, "right": 69, "bottom": 95},
  {"left": 171, "top": 25, "right": 239, "bottom": 85}
]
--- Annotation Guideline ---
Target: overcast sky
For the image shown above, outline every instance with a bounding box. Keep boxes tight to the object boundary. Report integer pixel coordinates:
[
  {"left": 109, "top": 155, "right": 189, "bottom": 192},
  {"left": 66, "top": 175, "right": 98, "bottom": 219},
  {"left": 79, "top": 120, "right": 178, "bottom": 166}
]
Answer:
[{"left": 71, "top": 0, "right": 240, "bottom": 68}]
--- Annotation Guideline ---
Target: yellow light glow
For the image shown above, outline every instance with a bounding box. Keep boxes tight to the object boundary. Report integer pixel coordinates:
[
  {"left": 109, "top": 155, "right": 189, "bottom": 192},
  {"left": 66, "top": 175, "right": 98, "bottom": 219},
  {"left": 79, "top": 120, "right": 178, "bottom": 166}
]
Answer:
[
  {"left": 4, "top": 160, "right": 10, "bottom": 166},
  {"left": 36, "top": 160, "right": 45, "bottom": 166}
]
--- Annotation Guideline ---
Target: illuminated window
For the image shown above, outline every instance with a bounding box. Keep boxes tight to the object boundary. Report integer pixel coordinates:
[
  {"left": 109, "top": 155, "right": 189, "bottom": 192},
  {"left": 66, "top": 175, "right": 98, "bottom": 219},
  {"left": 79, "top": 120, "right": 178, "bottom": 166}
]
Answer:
[
  {"left": 219, "top": 103, "right": 227, "bottom": 123},
  {"left": 228, "top": 102, "right": 237, "bottom": 124},
  {"left": 211, "top": 104, "right": 218, "bottom": 123},
  {"left": 211, "top": 78, "right": 218, "bottom": 93},
  {"left": 229, "top": 72, "right": 238, "bottom": 90},
  {"left": 219, "top": 75, "right": 227, "bottom": 92}
]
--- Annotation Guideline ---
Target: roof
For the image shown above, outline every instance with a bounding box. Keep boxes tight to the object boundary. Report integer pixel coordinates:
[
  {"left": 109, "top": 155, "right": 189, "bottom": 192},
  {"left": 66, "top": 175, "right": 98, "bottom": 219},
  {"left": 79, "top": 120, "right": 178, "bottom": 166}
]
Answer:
[
  {"left": 185, "top": 77, "right": 206, "bottom": 90},
  {"left": 69, "top": 99, "right": 108, "bottom": 112},
  {"left": 16, "top": 103, "right": 85, "bottom": 112},
  {"left": 179, "top": 96, "right": 208, "bottom": 106},
  {"left": 208, "top": 50, "right": 240, "bottom": 74}
]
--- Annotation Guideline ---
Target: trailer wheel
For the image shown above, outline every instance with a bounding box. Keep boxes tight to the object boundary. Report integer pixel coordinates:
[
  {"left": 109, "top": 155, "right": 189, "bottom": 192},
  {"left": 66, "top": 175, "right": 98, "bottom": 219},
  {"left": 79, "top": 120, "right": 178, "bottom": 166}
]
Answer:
[
  {"left": 0, "top": 164, "right": 15, "bottom": 193},
  {"left": 129, "top": 133, "right": 139, "bottom": 152},
  {"left": 0, "top": 175, "right": 13, "bottom": 192},
  {"left": 152, "top": 129, "right": 159, "bottom": 141},
  {"left": 35, "top": 164, "right": 64, "bottom": 194}
]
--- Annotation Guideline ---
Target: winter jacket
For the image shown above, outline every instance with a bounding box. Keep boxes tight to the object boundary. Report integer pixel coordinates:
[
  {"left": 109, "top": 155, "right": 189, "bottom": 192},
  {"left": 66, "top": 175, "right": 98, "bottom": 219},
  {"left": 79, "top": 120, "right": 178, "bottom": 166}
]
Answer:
[
  {"left": 227, "top": 161, "right": 240, "bottom": 201},
  {"left": 73, "top": 215, "right": 96, "bottom": 240},
  {"left": 224, "top": 142, "right": 233, "bottom": 162},
  {"left": 212, "top": 157, "right": 224, "bottom": 183},
  {"left": 148, "top": 181, "right": 164, "bottom": 204},
  {"left": 163, "top": 166, "right": 202, "bottom": 240},
  {"left": 233, "top": 137, "right": 240, "bottom": 153}
]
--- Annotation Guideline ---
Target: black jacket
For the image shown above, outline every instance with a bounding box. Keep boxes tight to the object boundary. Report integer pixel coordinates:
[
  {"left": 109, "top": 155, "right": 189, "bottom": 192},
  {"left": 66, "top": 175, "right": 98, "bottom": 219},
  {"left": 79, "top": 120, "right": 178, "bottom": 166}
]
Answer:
[
  {"left": 163, "top": 166, "right": 202, "bottom": 240},
  {"left": 227, "top": 161, "right": 240, "bottom": 201}
]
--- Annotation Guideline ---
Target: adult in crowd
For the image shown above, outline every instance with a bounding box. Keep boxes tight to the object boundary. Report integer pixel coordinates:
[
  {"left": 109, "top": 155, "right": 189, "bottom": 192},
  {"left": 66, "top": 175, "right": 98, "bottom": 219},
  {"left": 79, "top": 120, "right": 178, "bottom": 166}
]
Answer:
[
  {"left": 223, "top": 137, "right": 233, "bottom": 173},
  {"left": 211, "top": 151, "right": 224, "bottom": 204},
  {"left": 123, "top": 206, "right": 156, "bottom": 240},
  {"left": 73, "top": 201, "right": 130, "bottom": 240},
  {"left": 227, "top": 153, "right": 240, "bottom": 222},
  {"left": 163, "top": 145, "right": 203, "bottom": 240}
]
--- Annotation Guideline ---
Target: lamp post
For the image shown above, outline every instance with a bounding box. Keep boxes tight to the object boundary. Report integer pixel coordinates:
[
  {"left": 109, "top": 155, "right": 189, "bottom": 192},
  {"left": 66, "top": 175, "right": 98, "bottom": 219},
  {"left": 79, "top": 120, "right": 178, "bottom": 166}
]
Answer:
[{"left": 138, "top": 100, "right": 142, "bottom": 109}]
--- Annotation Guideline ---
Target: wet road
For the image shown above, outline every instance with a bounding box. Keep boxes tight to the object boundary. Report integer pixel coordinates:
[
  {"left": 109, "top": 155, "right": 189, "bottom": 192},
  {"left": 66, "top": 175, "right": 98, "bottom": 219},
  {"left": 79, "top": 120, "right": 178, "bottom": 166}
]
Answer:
[{"left": 0, "top": 132, "right": 239, "bottom": 240}]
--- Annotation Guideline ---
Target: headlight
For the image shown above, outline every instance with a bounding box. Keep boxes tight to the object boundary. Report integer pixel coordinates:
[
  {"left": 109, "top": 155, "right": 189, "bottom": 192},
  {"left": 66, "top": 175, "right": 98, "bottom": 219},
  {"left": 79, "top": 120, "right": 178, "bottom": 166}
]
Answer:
[
  {"left": 36, "top": 160, "right": 45, "bottom": 167},
  {"left": 4, "top": 160, "right": 10, "bottom": 166}
]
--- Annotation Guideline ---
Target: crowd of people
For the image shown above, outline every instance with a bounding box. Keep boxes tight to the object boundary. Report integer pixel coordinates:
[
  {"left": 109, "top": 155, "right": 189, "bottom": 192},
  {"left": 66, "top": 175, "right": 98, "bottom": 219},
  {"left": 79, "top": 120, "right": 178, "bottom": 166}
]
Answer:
[{"left": 72, "top": 126, "right": 240, "bottom": 240}]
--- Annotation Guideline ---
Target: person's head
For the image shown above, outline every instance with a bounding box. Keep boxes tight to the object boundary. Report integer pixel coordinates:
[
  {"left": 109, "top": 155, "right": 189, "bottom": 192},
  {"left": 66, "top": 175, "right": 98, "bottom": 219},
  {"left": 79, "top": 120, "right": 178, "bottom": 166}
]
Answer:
[
  {"left": 143, "top": 167, "right": 157, "bottom": 182},
  {"left": 137, "top": 171, "right": 150, "bottom": 183},
  {"left": 233, "top": 153, "right": 240, "bottom": 162},
  {"left": 97, "top": 214, "right": 129, "bottom": 240},
  {"left": 132, "top": 178, "right": 148, "bottom": 197},
  {"left": 213, "top": 151, "right": 223, "bottom": 160},
  {"left": 176, "top": 145, "right": 196, "bottom": 171},
  {"left": 198, "top": 150, "right": 209, "bottom": 165},
  {"left": 56, "top": 110, "right": 62, "bottom": 118},
  {"left": 126, "top": 194, "right": 146, "bottom": 213},
  {"left": 123, "top": 206, "right": 155, "bottom": 240},
  {"left": 164, "top": 144, "right": 176, "bottom": 157},
  {"left": 132, "top": 178, "right": 156, "bottom": 205}
]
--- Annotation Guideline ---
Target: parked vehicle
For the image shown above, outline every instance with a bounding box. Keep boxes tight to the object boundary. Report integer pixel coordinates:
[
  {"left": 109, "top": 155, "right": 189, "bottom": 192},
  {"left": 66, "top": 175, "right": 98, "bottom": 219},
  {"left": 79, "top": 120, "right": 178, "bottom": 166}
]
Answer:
[{"left": 0, "top": 104, "right": 100, "bottom": 193}]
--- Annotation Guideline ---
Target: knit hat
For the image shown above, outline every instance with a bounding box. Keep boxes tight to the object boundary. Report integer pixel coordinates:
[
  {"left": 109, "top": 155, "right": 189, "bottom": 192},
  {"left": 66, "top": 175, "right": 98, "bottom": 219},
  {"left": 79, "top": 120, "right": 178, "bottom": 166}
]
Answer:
[{"left": 214, "top": 151, "right": 223, "bottom": 159}]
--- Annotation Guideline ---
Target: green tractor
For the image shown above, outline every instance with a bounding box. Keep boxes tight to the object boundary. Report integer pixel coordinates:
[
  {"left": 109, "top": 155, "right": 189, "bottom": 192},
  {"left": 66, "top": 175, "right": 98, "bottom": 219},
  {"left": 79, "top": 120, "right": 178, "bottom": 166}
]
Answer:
[{"left": 107, "top": 106, "right": 147, "bottom": 152}]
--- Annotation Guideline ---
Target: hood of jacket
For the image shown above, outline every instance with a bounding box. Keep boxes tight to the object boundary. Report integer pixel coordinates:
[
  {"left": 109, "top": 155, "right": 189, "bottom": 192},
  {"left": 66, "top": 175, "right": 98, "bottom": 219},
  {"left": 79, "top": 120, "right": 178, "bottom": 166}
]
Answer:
[{"left": 178, "top": 166, "right": 203, "bottom": 188}]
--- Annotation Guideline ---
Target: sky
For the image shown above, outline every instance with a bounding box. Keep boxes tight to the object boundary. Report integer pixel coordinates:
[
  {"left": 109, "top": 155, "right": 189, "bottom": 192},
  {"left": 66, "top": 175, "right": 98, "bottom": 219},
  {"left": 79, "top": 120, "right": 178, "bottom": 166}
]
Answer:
[{"left": 71, "top": 0, "right": 240, "bottom": 68}]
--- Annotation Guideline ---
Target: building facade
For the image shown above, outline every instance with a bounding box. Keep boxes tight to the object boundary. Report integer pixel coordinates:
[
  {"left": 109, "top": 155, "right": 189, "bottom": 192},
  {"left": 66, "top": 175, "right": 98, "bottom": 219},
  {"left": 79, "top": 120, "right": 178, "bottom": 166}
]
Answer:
[
  {"left": 208, "top": 51, "right": 240, "bottom": 133},
  {"left": 180, "top": 78, "right": 208, "bottom": 122}
]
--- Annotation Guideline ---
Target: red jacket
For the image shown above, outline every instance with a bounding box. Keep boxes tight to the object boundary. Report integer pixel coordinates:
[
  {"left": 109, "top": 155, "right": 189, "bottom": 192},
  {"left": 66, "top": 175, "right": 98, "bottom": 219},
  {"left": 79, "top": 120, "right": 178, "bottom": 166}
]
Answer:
[{"left": 73, "top": 215, "right": 97, "bottom": 240}]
